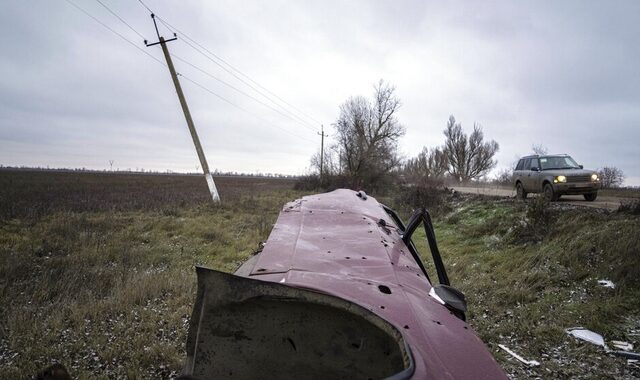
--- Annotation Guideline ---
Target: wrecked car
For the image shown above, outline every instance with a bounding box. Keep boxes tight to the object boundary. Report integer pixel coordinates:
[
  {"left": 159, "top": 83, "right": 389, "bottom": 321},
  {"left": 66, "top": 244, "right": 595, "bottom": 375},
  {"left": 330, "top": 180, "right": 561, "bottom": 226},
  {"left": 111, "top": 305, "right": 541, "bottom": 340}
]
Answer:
[{"left": 181, "top": 189, "right": 507, "bottom": 379}]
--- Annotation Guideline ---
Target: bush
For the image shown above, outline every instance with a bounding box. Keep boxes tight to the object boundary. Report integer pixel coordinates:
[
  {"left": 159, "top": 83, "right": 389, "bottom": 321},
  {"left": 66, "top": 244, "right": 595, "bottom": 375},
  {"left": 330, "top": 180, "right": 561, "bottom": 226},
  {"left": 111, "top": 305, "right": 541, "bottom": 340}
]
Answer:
[
  {"left": 293, "top": 174, "right": 321, "bottom": 191},
  {"left": 509, "top": 196, "right": 554, "bottom": 243},
  {"left": 394, "top": 179, "right": 449, "bottom": 216},
  {"left": 618, "top": 199, "right": 640, "bottom": 215},
  {"left": 293, "top": 174, "right": 358, "bottom": 193}
]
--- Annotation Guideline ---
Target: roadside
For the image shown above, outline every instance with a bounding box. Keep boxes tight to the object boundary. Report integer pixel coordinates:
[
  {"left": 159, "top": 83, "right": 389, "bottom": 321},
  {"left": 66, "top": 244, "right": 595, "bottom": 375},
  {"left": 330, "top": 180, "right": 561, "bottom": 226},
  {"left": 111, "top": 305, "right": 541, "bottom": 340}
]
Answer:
[{"left": 451, "top": 186, "right": 630, "bottom": 211}]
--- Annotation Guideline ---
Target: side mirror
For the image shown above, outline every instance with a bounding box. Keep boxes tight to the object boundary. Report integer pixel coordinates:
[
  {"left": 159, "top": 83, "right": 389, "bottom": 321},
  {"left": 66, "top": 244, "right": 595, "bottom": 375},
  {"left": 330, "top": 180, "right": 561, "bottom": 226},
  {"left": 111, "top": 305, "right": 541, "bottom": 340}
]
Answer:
[
  {"left": 430, "top": 284, "right": 467, "bottom": 321},
  {"left": 530, "top": 167, "right": 539, "bottom": 172},
  {"left": 579, "top": 165, "right": 584, "bottom": 169}
]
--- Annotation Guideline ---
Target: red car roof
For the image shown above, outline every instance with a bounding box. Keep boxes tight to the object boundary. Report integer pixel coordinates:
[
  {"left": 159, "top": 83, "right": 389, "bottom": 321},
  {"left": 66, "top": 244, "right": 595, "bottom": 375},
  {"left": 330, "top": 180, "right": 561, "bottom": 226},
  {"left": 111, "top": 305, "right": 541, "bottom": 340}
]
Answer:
[{"left": 243, "top": 189, "right": 507, "bottom": 379}]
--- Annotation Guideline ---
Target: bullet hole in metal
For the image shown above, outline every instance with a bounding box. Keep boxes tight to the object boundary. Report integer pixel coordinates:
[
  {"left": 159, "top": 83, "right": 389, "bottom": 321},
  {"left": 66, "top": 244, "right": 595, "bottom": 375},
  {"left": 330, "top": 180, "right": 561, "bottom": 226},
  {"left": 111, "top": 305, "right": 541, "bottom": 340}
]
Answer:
[{"left": 378, "top": 285, "right": 392, "bottom": 294}]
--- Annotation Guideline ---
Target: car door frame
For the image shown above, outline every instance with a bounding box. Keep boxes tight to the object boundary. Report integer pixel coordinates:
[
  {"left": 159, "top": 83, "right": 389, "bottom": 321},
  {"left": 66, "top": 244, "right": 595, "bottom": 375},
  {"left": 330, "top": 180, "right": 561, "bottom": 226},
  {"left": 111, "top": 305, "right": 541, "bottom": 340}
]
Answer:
[
  {"left": 528, "top": 157, "right": 542, "bottom": 192},
  {"left": 522, "top": 158, "right": 533, "bottom": 191}
]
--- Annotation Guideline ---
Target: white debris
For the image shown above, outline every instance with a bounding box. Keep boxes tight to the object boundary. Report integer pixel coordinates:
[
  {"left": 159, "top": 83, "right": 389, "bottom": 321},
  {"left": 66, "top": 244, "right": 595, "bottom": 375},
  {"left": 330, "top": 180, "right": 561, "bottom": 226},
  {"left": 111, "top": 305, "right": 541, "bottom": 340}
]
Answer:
[
  {"left": 498, "top": 344, "right": 541, "bottom": 367},
  {"left": 566, "top": 328, "right": 606, "bottom": 347},
  {"left": 612, "top": 340, "right": 634, "bottom": 351},
  {"left": 597, "top": 279, "right": 615, "bottom": 289}
]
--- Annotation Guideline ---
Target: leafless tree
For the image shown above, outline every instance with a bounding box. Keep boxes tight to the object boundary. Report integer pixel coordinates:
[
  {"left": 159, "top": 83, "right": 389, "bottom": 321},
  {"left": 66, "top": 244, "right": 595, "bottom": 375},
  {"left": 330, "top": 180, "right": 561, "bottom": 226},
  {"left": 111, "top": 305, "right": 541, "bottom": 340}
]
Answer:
[
  {"left": 404, "top": 147, "right": 448, "bottom": 184},
  {"left": 493, "top": 168, "right": 513, "bottom": 186},
  {"left": 108, "top": 160, "right": 114, "bottom": 171},
  {"left": 598, "top": 166, "right": 625, "bottom": 188},
  {"left": 310, "top": 147, "right": 339, "bottom": 177},
  {"left": 334, "top": 80, "right": 405, "bottom": 190},
  {"left": 443, "top": 115, "right": 499, "bottom": 182},
  {"left": 532, "top": 144, "right": 548, "bottom": 155}
]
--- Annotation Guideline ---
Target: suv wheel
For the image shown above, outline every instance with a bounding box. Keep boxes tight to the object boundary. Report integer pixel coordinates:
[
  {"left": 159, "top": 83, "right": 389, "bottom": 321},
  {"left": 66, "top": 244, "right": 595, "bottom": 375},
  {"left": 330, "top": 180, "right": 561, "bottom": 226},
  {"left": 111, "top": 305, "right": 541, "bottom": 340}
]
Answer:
[
  {"left": 543, "top": 183, "right": 557, "bottom": 202},
  {"left": 516, "top": 182, "right": 527, "bottom": 200},
  {"left": 584, "top": 192, "right": 598, "bottom": 202}
]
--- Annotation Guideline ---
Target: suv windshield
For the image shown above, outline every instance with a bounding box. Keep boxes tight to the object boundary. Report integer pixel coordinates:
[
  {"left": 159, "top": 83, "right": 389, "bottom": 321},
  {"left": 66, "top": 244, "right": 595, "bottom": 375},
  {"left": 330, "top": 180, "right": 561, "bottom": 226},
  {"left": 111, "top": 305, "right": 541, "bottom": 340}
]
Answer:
[{"left": 539, "top": 156, "right": 580, "bottom": 170}]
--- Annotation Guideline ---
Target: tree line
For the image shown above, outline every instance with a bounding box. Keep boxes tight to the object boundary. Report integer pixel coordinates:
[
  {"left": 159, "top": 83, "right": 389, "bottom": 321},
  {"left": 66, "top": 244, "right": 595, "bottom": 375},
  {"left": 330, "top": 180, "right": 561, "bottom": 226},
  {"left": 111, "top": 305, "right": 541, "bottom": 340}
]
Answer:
[
  {"left": 305, "top": 80, "right": 628, "bottom": 192},
  {"left": 306, "top": 80, "right": 499, "bottom": 192}
]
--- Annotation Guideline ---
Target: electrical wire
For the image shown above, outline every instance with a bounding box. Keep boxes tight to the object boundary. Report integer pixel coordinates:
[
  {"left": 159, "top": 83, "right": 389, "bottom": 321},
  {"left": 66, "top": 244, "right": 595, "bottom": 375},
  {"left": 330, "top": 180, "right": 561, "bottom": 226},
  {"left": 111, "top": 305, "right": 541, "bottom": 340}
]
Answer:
[
  {"left": 64, "top": 0, "right": 165, "bottom": 67},
  {"left": 171, "top": 53, "right": 319, "bottom": 133},
  {"left": 63, "top": 0, "right": 316, "bottom": 144},
  {"left": 177, "top": 37, "right": 320, "bottom": 132},
  {"left": 93, "top": 0, "right": 146, "bottom": 41},
  {"left": 114, "top": 0, "right": 319, "bottom": 133},
  {"left": 179, "top": 75, "right": 316, "bottom": 143},
  {"left": 136, "top": 0, "right": 323, "bottom": 127}
]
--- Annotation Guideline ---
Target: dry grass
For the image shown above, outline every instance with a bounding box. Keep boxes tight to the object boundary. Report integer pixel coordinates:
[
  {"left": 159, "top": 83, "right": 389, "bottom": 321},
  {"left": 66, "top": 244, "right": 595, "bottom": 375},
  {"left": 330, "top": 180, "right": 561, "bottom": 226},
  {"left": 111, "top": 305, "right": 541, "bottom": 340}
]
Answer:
[
  {"left": 1, "top": 170, "right": 639, "bottom": 378},
  {"left": 411, "top": 196, "right": 640, "bottom": 378},
  {"left": 0, "top": 170, "right": 306, "bottom": 378}
]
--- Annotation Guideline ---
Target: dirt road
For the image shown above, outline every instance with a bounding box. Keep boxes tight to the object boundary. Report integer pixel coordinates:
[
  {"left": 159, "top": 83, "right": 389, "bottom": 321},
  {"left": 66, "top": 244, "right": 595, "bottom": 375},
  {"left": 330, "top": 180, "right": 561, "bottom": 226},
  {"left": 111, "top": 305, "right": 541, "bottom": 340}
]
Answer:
[{"left": 451, "top": 186, "right": 626, "bottom": 211}]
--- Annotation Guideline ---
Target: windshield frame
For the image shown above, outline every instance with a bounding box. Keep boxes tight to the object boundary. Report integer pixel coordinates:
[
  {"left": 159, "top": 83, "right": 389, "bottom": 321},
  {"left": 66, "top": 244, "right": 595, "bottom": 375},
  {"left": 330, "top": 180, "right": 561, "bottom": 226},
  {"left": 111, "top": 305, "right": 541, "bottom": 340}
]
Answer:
[{"left": 539, "top": 155, "right": 581, "bottom": 170}]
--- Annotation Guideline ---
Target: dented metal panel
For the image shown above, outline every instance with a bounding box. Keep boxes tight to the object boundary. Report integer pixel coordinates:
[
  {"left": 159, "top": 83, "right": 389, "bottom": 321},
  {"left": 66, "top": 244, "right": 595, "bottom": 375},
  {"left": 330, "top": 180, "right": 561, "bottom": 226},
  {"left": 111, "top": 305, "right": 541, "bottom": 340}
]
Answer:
[{"left": 184, "top": 189, "right": 507, "bottom": 379}]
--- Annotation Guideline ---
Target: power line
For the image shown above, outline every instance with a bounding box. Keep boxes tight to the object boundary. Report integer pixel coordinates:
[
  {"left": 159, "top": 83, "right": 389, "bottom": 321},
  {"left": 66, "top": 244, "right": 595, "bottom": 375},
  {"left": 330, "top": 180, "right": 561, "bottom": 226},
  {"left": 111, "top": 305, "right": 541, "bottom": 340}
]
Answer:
[
  {"left": 101, "top": 0, "right": 318, "bottom": 133},
  {"left": 64, "top": 0, "right": 165, "bottom": 67},
  {"left": 179, "top": 75, "right": 316, "bottom": 143},
  {"left": 136, "top": 0, "right": 153, "bottom": 13},
  {"left": 177, "top": 36, "right": 320, "bottom": 132},
  {"left": 63, "top": 0, "right": 316, "bottom": 144},
  {"left": 93, "top": 0, "right": 146, "bottom": 41},
  {"left": 171, "top": 53, "right": 319, "bottom": 133},
  {"left": 136, "top": 0, "right": 323, "bottom": 127}
]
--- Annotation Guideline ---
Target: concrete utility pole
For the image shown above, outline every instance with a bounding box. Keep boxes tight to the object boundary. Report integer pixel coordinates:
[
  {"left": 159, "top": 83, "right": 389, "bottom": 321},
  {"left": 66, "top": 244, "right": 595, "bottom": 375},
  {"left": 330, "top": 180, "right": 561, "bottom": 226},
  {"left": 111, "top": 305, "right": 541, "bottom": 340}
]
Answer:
[
  {"left": 145, "top": 14, "right": 220, "bottom": 203},
  {"left": 318, "top": 124, "right": 327, "bottom": 184}
]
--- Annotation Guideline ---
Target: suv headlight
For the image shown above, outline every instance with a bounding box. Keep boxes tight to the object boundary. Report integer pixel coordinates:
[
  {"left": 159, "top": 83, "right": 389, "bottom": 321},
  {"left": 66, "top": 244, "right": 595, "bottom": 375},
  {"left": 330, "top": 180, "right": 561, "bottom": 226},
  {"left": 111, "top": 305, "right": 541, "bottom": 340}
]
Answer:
[
  {"left": 591, "top": 173, "right": 599, "bottom": 181},
  {"left": 554, "top": 175, "right": 567, "bottom": 183}
]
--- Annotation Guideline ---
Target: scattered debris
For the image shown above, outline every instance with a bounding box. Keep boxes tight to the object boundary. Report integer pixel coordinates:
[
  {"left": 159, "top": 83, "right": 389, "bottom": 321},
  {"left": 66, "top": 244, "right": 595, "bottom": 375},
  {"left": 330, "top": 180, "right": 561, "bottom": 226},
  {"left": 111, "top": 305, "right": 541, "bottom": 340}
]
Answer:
[
  {"left": 567, "top": 327, "right": 640, "bottom": 360},
  {"left": 612, "top": 341, "right": 634, "bottom": 351},
  {"left": 597, "top": 279, "right": 615, "bottom": 289},
  {"left": 566, "top": 328, "right": 606, "bottom": 347},
  {"left": 498, "top": 344, "right": 540, "bottom": 367}
]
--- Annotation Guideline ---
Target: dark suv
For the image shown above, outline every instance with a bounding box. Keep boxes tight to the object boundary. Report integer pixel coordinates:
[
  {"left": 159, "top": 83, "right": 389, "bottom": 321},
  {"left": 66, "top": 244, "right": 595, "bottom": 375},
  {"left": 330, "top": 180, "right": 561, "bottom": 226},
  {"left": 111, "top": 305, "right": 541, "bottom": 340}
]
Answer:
[{"left": 513, "top": 154, "right": 600, "bottom": 201}]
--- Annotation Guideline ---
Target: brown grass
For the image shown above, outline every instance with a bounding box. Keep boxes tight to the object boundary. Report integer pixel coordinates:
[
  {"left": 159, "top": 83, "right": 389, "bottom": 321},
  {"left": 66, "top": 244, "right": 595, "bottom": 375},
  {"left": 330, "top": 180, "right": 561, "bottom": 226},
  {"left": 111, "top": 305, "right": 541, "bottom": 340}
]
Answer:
[
  {"left": 0, "top": 170, "right": 306, "bottom": 378},
  {"left": 1, "top": 170, "right": 639, "bottom": 378}
]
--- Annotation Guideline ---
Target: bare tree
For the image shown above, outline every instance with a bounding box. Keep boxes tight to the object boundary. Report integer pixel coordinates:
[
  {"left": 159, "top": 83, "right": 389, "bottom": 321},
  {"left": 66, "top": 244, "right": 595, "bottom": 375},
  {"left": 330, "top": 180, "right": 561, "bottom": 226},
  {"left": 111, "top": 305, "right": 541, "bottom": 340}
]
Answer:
[
  {"left": 334, "top": 80, "right": 405, "bottom": 190},
  {"left": 404, "top": 147, "right": 448, "bottom": 183},
  {"left": 310, "top": 147, "right": 339, "bottom": 177},
  {"left": 493, "top": 168, "right": 513, "bottom": 186},
  {"left": 443, "top": 115, "right": 499, "bottom": 182},
  {"left": 598, "top": 166, "right": 625, "bottom": 188},
  {"left": 532, "top": 144, "right": 548, "bottom": 155}
]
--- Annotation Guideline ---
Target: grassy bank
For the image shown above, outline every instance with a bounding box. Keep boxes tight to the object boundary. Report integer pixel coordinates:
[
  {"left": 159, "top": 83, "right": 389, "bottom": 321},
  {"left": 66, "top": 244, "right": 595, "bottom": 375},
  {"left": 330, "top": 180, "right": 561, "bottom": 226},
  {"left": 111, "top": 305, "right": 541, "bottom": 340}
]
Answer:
[
  {"left": 417, "top": 195, "right": 640, "bottom": 378},
  {"left": 1, "top": 171, "right": 639, "bottom": 378}
]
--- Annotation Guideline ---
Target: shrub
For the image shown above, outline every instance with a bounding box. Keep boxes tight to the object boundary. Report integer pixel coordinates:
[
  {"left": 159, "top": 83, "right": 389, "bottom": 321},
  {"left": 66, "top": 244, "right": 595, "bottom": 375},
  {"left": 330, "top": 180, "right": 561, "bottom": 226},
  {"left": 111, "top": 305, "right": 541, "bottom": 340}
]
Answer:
[
  {"left": 618, "top": 199, "right": 640, "bottom": 215},
  {"left": 509, "top": 196, "right": 553, "bottom": 243},
  {"left": 394, "top": 179, "right": 449, "bottom": 216}
]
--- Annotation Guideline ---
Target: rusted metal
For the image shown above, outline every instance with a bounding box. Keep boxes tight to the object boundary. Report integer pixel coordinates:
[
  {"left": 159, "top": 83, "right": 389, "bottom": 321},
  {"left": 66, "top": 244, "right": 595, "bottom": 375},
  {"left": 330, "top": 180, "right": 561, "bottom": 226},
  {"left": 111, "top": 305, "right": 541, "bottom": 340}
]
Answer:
[{"left": 183, "top": 189, "right": 507, "bottom": 379}]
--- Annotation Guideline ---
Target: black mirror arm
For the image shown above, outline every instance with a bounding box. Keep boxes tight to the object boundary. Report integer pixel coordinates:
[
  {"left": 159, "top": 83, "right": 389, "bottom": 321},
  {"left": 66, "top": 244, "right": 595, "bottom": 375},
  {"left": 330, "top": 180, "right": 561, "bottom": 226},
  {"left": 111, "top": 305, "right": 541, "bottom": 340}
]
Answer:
[{"left": 402, "top": 208, "right": 450, "bottom": 286}]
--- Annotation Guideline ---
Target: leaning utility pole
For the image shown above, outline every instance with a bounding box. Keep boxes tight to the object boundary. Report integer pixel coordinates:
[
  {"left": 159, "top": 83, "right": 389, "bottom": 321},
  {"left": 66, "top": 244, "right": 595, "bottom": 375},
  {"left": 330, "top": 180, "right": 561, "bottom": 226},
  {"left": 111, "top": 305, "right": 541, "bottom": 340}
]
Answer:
[
  {"left": 145, "top": 14, "right": 220, "bottom": 203},
  {"left": 317, "top": 124, "right": 327, "bottom": 184}
]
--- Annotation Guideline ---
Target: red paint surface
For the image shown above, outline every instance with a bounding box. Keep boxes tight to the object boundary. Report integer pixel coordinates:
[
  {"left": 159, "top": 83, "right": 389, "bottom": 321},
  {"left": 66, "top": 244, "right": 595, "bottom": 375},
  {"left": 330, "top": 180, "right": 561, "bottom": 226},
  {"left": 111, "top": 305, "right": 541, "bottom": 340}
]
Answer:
[{"left": 244, "top": 189, "right": 507, "bottom": 379}]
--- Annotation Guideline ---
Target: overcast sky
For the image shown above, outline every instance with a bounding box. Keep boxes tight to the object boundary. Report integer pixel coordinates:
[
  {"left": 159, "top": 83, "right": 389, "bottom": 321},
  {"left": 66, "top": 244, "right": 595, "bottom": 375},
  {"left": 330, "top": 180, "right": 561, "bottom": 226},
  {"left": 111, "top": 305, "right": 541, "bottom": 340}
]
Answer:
[{"left": 1, "top": 0, "right": 639, "bottom": 184}]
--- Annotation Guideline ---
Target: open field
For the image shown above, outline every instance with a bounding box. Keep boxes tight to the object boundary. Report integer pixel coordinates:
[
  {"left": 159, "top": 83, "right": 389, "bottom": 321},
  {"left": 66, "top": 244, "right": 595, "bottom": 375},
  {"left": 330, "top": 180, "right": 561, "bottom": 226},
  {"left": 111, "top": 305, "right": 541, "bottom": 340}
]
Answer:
[{"left": 1, "top": 170, "right": 639, "bottom": 378}]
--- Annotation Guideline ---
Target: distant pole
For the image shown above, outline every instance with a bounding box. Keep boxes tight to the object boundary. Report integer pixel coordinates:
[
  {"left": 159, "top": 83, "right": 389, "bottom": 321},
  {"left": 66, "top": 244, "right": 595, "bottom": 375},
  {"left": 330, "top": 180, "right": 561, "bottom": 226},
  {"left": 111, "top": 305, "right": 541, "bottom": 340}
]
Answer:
[
  {"left": 145, "top": 14, "right": 220, "bottom": 203},
  {"left": 318, "top": 124, "right": 327, "bottom": 184}
]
